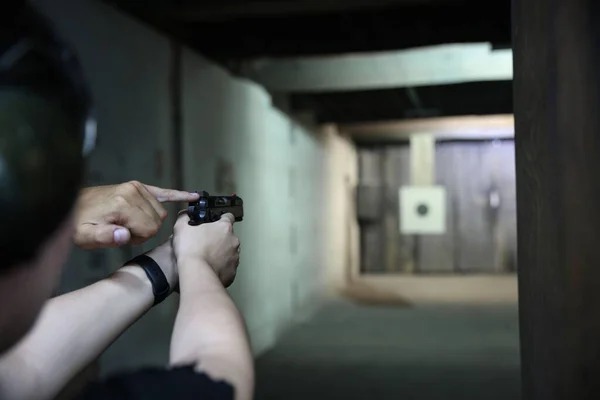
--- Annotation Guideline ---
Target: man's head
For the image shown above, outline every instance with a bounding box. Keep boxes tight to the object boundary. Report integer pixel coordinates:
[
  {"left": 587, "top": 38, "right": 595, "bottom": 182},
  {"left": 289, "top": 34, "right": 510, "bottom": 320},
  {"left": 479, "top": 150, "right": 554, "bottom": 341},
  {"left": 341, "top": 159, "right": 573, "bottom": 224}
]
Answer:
[{"left": 0, "top": 3, "right": 93, "bottom": 352}]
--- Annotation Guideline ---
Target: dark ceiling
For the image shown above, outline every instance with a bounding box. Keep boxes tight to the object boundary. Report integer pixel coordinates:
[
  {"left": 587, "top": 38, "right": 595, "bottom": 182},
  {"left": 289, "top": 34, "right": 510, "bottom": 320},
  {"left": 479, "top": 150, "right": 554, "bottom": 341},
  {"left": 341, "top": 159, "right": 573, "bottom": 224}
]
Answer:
[
  {"left": 290, "top": 81, "right": 513, "bottom": 124},
  {"left": 105, "top": 0, "right": 513, "bottom": 125}
]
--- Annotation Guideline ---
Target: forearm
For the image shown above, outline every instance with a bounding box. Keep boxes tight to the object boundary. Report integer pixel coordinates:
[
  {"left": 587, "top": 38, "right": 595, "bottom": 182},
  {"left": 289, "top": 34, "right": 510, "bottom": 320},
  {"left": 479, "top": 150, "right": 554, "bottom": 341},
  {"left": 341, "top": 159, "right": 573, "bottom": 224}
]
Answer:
[
  {"left": 170, "top": 259, "right": 254, "bottom": 400},
  {"left": 0, "top": 266, "right": 153, "bottom": 400}
]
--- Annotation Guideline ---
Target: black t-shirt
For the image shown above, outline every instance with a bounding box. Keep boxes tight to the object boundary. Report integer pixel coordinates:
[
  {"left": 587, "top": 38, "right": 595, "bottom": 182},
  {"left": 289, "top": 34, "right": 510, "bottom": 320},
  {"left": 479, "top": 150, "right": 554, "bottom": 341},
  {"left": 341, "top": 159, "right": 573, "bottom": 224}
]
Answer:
[{"left": 76, "top": 366, "right": 234, "bottom": 400}]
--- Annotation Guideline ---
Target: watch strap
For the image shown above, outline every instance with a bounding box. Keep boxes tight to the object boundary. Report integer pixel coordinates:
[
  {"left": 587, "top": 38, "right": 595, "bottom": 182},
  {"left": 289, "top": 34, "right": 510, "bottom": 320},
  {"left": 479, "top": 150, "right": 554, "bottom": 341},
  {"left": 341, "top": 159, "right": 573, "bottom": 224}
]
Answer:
[{"left": 128, "top": 254, "right": 170, "bottom": 306}]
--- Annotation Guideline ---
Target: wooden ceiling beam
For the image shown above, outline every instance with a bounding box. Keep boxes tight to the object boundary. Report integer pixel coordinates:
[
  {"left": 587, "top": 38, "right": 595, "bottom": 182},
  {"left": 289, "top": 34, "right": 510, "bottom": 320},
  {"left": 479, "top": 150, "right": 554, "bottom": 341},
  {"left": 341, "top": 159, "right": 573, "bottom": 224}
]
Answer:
[{"left": 340, "top": 114, "right": 515, "bottom": 141}]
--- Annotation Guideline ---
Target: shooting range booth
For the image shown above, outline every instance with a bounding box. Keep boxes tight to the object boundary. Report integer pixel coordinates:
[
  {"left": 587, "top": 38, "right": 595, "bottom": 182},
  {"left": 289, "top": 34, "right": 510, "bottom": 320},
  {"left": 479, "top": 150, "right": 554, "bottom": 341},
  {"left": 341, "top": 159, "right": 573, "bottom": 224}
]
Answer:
[{"left": 513, "top": 0, "right": 600, "bottom": 399}]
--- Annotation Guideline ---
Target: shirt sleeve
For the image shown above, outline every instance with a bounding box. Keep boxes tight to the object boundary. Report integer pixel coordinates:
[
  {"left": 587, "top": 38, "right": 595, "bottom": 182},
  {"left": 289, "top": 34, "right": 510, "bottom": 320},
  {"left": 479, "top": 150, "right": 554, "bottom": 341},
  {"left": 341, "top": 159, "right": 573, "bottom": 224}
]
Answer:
[{"left": 76, "top": 365, "right": 235, "bottom": 400}]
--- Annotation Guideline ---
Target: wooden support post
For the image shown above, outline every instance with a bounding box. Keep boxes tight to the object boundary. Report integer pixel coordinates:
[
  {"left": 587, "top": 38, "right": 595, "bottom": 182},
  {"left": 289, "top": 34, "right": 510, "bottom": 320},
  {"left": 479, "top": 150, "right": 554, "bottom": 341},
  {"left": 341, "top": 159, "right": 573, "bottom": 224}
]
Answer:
[
  {"left": 409, "top": 133, "right": 435, "bottom": 186},
  {"left": 513, "top": 1, "right": 600, "bottom": 399}
]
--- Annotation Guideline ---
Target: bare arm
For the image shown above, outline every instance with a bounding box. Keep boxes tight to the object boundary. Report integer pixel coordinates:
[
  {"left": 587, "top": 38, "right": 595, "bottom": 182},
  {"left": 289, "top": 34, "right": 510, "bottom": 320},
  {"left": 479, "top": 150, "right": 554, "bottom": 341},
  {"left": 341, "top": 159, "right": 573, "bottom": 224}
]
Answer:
[
  {"left": 0, "top": 242, "right": 176, "bottom": 400},
  {"left": 170, "top": 259, "right": 254, "bottom": 400},
  {"left": 170, "top": 213, "right": 254, "bottom": 400}
]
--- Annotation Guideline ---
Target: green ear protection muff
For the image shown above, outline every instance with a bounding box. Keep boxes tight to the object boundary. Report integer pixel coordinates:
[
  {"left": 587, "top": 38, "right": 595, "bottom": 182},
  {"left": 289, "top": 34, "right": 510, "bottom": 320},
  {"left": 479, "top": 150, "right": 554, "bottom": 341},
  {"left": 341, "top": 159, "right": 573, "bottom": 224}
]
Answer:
[{"left": 0, "top": 3, "right": 96, "bottom": 267}]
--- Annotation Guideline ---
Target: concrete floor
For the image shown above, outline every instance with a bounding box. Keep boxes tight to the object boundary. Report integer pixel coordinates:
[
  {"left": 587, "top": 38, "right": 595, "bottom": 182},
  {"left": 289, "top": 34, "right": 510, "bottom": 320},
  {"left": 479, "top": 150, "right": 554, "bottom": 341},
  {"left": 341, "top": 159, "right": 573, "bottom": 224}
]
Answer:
[{"left": 256, "top": 299, "right": 521, "bottom": 400}]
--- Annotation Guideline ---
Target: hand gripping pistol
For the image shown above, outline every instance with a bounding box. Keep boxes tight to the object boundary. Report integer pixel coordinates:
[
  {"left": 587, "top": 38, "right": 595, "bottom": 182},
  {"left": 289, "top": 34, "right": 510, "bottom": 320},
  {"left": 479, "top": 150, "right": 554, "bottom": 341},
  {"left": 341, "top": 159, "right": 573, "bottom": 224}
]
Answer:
[{"left": 187, "top": 191, "right": 244, "bottom": 226}]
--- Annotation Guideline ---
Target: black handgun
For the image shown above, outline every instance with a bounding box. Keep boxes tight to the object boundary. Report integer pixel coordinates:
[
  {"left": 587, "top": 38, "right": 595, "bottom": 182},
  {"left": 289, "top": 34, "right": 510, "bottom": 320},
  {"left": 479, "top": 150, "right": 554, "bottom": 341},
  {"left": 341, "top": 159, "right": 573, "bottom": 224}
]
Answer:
[{"left": 187, "top": 191, "right": 244, "bottom": 226}]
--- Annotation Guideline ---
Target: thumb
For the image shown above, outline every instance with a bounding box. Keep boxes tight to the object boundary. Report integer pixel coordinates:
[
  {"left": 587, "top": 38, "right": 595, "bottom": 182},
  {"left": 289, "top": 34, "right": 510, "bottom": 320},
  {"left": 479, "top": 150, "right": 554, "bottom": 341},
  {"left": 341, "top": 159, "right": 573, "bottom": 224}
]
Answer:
[
  {"left": 76, "top": 224, "right": 132, "bottom": 249},
  {"left": 220, "top": 213, "right": 235, "bottom": 224}
]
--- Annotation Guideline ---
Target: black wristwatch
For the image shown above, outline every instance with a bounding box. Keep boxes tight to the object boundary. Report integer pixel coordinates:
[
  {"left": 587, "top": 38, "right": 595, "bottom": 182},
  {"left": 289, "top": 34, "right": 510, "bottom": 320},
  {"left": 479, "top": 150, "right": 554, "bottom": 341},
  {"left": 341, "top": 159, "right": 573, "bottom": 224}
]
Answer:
[{"left": 128, "top": 254, "right": 170, "bottom": 306}]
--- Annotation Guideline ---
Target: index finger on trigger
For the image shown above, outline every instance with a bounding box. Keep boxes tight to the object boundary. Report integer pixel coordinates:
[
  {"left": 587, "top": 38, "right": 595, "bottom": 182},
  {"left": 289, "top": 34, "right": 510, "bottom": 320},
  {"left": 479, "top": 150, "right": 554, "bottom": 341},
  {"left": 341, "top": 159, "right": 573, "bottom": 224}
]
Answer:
[{"left": 144, "top": 185, "right": 201, "bottom": 203}]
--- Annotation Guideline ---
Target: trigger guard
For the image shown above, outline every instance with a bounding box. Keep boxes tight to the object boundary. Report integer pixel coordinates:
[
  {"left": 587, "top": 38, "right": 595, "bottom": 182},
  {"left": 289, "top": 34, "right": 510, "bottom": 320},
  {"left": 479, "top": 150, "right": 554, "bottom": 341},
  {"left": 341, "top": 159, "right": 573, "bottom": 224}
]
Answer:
[{"left": 187, "top": 205, "right": 195, "bottom": 216}]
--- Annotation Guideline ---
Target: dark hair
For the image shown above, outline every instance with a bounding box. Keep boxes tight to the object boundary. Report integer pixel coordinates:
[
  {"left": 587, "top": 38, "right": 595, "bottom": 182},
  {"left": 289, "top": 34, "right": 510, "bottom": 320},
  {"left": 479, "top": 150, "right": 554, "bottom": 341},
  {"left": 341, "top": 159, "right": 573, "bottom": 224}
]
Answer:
[{"left": 0, "top": 3, "right": 92, "bottom": 269}]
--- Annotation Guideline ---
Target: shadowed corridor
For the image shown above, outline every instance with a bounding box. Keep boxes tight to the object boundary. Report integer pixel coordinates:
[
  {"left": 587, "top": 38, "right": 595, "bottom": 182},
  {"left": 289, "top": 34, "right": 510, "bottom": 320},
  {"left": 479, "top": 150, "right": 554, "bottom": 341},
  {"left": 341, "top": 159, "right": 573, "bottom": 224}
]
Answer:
[{"left": 256, "top": 299, "right": 521, "bottom": 400}]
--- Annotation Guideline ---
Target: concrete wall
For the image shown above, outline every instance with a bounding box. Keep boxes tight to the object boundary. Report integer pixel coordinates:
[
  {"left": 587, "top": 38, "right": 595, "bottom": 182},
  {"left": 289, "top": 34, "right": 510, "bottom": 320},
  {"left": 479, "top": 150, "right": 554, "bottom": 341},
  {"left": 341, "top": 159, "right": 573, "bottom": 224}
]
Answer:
[
  {"left": 32, "top": 0, "right": 328, "bottom": 374},
  {"left": 181, "top": 51, "right": 326, "bottom": 354},
  {"left": 32, "top": 0, "right": 179, "bottom": 375}
]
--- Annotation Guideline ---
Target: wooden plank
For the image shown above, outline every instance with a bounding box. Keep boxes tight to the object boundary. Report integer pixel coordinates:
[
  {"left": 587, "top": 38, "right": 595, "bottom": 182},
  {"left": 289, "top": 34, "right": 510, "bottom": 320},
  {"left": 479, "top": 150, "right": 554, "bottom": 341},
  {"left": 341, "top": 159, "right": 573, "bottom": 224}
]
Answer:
[
  {"left": 381, "top": 147, "right": 402, "bottom": 273},
  {"left": 513, "top": 0, "right": 600, "bottom": 398},
  {"left": 386, "top": 146, "right": 415, "bottom": 273},
  {"left": 358, "top": 148, "right": 385, "bottom": 273},
  {"left": 341, "top": 114, "right": 515, "bottom": 141},
  {"left": 449, "top": 143, "right": 495, "bottom": 273},
  {"left": 355, "top": 185, "right": 381, "bottom": 221},
  {"left": 418, "top": 144, "right": 455, "bottom": 273},
  {"left": 410, "top": 134, "right": 435, "bottom": 186},
  {"left": 480, "top": 141, "right": 517, "bottom": 273},
  {"left": 360, "top": 224, "right": 382, "bottom": 274},
  {"left": 381, "top": 148, "right": 397, "bottom": 273},
  {"left": 358, "top": 148, "right": 381, "bottom": 184},
  {"left": 357, "top": 149, "right": 383, "bottom": 220}
]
